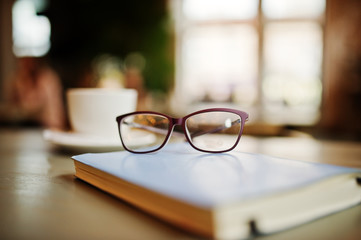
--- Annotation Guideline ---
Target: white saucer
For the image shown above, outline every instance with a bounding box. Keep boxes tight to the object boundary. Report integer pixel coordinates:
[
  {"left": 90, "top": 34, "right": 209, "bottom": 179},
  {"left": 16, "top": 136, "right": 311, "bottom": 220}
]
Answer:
[{"left": 43, "top": 129, "right": 155, "bottom": 152}]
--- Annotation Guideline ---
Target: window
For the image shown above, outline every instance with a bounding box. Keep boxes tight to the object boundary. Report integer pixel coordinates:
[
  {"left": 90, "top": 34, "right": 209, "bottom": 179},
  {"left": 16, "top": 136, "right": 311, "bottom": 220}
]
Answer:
[
  {"left": 12, "top": 0, "right": 50, "bottom": 57},
  {"left": 171, "top": 0, "right": 325, "bottom": 125}
]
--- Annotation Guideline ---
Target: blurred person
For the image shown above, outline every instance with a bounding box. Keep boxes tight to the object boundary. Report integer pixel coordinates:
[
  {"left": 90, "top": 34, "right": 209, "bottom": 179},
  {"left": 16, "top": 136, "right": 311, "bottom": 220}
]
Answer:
[{"left": 1, "top": 57, "right": 65, "bottom": 129}]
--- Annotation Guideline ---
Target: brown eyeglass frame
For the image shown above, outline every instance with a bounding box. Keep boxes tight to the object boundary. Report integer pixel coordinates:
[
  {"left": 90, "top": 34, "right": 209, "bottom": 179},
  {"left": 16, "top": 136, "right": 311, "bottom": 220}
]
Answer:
[{"left": 116, "top": 108, "right": 249, "bottom": 153}]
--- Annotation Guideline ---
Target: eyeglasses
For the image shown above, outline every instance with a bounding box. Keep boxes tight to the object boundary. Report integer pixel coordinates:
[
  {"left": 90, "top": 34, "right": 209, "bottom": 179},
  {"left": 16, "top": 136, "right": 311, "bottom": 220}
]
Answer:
[{"left": 116, "top": 108, "right": 249, "bottom": 153}]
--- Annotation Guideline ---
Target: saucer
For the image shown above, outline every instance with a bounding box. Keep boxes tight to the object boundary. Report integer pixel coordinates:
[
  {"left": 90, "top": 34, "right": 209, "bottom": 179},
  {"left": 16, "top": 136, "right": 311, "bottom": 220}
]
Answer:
[{"left": 43, "top": 129, "right": 155, "bottom": 152}]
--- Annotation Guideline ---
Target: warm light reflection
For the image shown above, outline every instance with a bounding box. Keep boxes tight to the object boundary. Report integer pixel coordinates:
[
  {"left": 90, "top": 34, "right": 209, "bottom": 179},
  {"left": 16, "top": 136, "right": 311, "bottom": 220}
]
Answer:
[{"left": 92, "top": 54, "right": 125, "bottom": 88}]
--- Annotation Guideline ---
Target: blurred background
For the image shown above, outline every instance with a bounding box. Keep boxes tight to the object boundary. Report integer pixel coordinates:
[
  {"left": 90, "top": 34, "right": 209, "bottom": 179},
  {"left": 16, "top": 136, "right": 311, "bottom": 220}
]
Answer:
[{"left": 0, "top": 0, "right": 360, "bottom": 140}]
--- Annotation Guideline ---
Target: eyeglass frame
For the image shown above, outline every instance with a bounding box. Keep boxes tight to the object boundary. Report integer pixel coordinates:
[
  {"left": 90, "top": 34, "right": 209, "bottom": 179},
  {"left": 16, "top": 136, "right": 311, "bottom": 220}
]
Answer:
[{"left": 116, "top": 108, "right": 249, "bottom": 154}]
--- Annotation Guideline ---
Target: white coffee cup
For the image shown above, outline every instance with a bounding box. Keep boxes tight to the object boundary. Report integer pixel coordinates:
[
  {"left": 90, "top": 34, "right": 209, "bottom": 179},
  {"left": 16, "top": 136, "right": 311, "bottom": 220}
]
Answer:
[{"left": 67, "top": 88, "right": 137, "bottom": 139}]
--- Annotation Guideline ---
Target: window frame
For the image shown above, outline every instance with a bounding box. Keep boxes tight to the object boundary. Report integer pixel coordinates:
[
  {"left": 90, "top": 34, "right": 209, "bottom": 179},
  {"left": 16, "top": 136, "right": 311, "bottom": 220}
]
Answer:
[{"left": 171, "top": 0, "right": 326, "bottom": 125}]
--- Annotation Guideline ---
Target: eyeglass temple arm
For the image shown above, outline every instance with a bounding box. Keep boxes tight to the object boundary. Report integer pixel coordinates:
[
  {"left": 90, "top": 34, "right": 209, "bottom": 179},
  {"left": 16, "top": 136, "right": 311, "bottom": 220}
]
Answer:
[
  {"left": 123, "top": 121, "right": 184, "bottom": 137},
  {"left": 190, "top": 118, "right": 242, "bottom": 139},
  {"left": 124, "top": 116, "right": 247, "bottom": 139}
]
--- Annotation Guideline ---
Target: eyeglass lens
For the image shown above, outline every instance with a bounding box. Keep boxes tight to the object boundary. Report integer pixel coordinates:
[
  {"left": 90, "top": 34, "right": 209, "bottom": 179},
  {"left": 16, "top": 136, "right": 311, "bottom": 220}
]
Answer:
[
  {"left": 120, "top": 113, "right": 170, "bottom": 152},
  {"left": 119, "top": 111, "right": 243, "bottom": 153},
  {"left": 185, "top": 111, "right": 242, "bottom": 152}
]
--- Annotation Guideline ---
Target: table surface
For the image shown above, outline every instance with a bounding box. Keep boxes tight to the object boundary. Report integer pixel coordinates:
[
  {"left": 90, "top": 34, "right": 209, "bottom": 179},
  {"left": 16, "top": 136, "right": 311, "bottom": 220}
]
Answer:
[{"left": 1, "top": 128, "right": 361, "bottom": 240}]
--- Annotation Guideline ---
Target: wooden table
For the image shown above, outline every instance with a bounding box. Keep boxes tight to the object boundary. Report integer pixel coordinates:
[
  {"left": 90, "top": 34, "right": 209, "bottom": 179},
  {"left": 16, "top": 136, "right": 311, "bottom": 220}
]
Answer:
[{"left": 1, "top": 128, "right": 361, "bottom": 240}]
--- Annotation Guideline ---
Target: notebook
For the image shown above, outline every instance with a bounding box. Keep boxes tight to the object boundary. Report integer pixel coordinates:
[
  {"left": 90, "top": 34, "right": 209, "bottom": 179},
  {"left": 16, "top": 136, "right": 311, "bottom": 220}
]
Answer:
[{"left": 72, "top": 143, "right": 361, "bottom": 239}]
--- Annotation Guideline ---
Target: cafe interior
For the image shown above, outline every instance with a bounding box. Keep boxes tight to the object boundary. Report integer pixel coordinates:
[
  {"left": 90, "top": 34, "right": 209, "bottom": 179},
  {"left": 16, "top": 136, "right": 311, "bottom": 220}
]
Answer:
[{"left": 0, "top": 0, "right": 361, "bottom": 239}]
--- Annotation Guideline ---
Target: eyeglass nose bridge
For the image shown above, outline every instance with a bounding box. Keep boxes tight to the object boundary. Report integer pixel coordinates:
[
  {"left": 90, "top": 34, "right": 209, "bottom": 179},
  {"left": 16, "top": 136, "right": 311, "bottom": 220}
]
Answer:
[
  {"left": 171, "top": 117, "right": 183, "bottom": 126},
  {"left": 169, "top": 118, "right": 186, "bottom": 138}
]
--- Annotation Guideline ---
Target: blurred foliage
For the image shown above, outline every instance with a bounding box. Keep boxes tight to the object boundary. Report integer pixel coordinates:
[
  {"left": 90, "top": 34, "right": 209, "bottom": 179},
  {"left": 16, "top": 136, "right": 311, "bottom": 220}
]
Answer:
[{"left": 44, "top": 0, "right": 174, "bottom": 93}]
